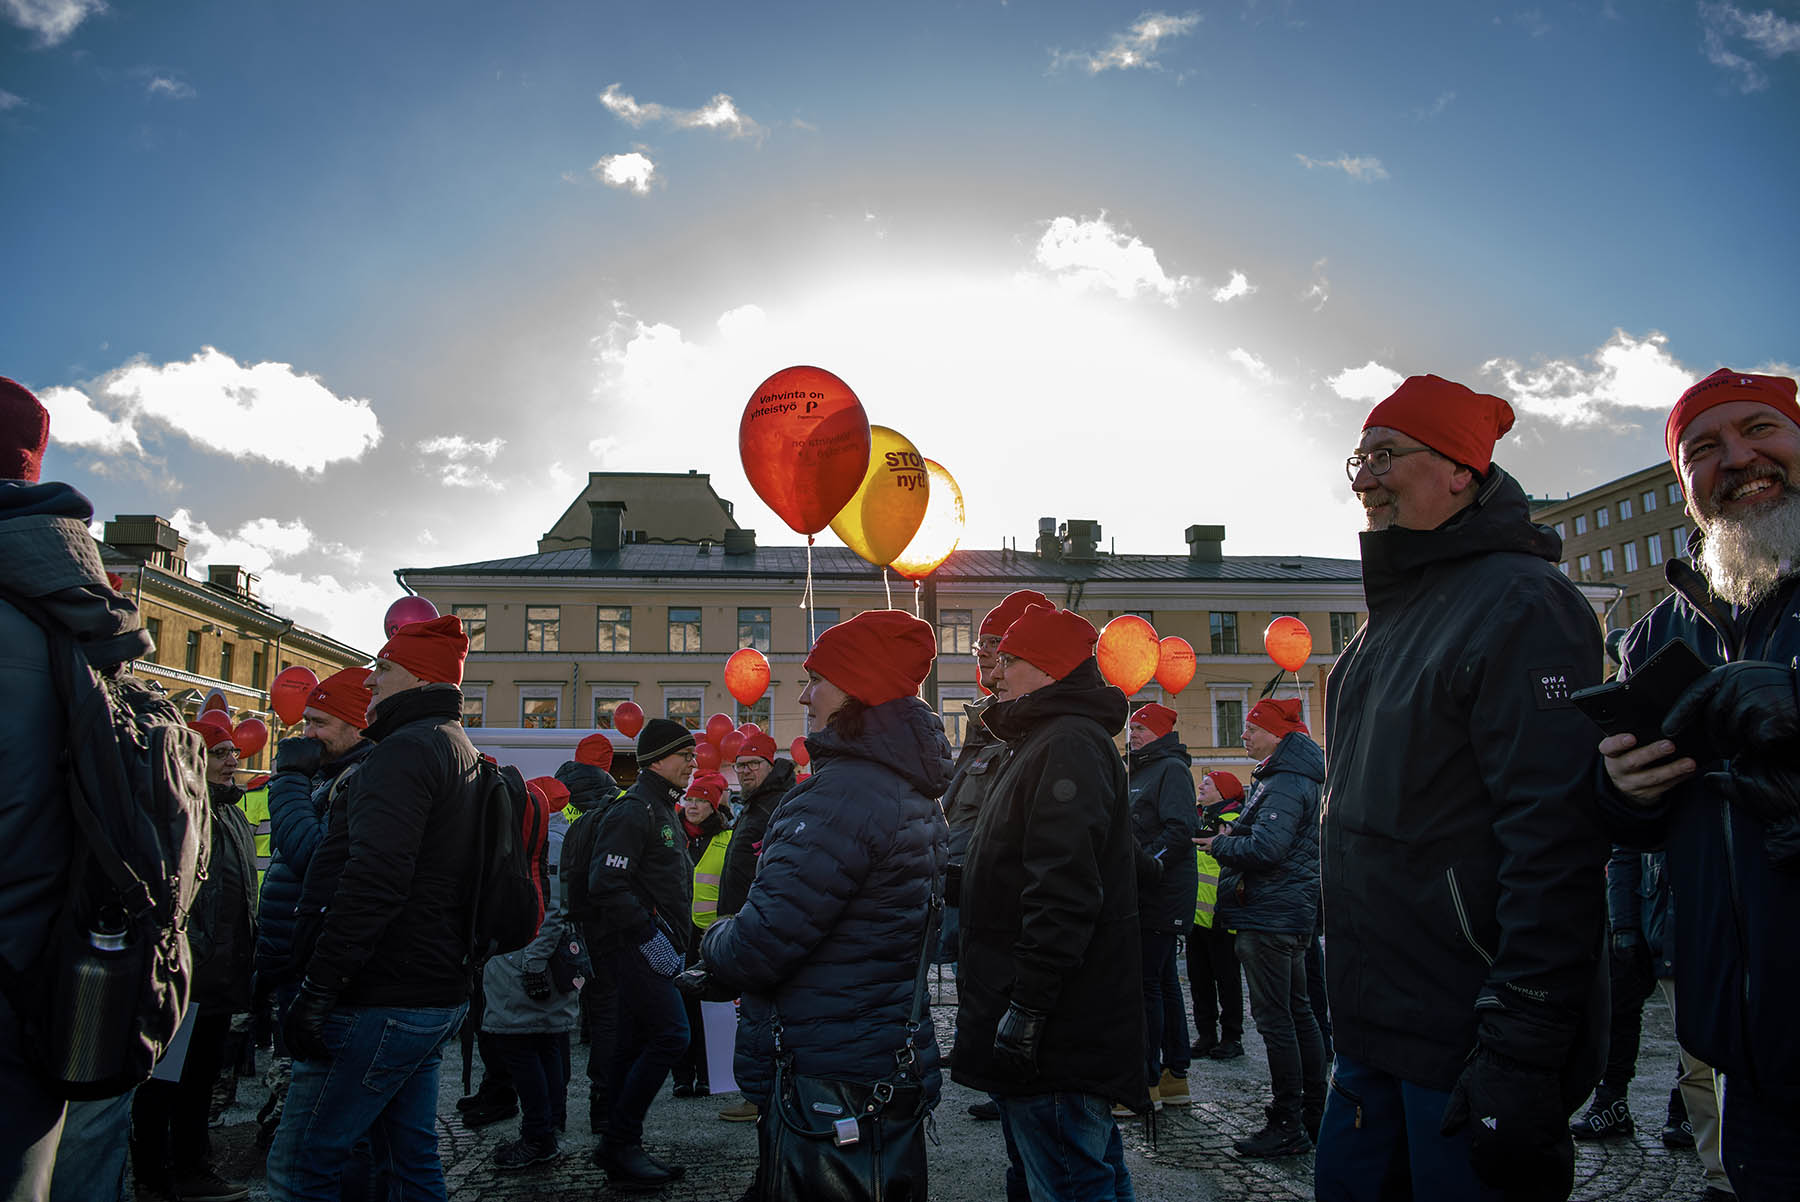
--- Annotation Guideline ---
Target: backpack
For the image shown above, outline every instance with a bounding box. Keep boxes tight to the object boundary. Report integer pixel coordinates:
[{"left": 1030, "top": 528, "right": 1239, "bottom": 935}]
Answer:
[
  {"left": 467, "top": 757, "right": 548, "bottom": 961},
  {"left": 560, "top": 804, "right": 606, "bottom": 925},
  {"left": 0, "top": 586, "right": 210, "bottom": 1100}
]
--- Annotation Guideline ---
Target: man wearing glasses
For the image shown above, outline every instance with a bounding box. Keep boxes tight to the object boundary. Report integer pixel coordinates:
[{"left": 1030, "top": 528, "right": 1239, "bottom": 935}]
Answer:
[{"left": 1314, "top": 375, "right": 1611, "bottom": 1202}]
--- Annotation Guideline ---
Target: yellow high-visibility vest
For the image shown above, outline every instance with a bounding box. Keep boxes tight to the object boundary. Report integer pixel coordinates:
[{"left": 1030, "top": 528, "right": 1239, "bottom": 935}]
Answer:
[
  {"left": 237, "top": 786, "right": 272, "bottom": 895},
  {"left": 692, "top": 829, "right": 735, "bottom": 929},
  {"left": 1193, "top": 806, "right": 1240, "bottom": 930}
]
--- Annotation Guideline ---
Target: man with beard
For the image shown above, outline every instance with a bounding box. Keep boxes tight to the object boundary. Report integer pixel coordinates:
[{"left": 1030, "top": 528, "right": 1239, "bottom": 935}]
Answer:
[{"left": 1597, "top": 368, "right": 1800, "bottom": 1200}]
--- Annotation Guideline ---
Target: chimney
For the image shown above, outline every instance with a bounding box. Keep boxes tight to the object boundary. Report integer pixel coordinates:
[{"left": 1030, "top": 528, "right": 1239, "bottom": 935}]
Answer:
[
  {"left": 723, "top": 528, "right": 756, "bottom": 555},
  {"left": 103, "top": 514, "right": 187, "bottom": 572},
  {"left": 1185, "top": 524, "right": 1225, "bottom": 562},
  {"left": 1064, "top": 519, "right": 1101, "bottom": 561},
  {"left": 206, "top": 564, "right": 259, "bottom": 603},
  {"left": 588, "top": 501, "right": 627, "bottom": 557},
  {"left": 1035, "top": 517, "right": 1062, "bottom": 561}
]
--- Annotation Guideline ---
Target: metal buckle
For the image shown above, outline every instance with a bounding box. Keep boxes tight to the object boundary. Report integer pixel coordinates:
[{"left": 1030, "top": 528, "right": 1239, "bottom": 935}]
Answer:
[
  {"left": 832, "top": 1117, "right": 861, "bottom": 1147},
  {"left": 871, "top": 1081, "right": 895, "bottom": 1106}
]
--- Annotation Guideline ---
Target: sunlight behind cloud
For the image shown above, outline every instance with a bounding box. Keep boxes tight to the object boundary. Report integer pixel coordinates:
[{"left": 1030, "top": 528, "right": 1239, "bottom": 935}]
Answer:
[
  {"left": 1032, "top": 214, "right": 1194, "bottom": 304},
  {"left": 1482, "top": 330, "right": 1695, "bottom": 425}
]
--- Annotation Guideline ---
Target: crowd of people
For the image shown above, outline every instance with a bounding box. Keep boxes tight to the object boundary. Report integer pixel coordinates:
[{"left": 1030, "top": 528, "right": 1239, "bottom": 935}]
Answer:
[{"left": 2, "top": 361, "right": 1798, "bottom": 1202}]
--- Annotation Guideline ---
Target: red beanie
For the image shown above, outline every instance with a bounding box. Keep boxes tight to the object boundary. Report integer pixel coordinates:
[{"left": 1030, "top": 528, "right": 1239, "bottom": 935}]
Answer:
[
  {"left": 982, "top": 589, "right": 1053, "bottom": 637},
  {"left": 1665, "top": 368, "right": 1800, "bottom": 470},
  {"left": 1206, "top": 771, "right": 1245, "bottom": 802},
  {"left": 375, "top": 615, "right": 468, "bottom": 685},
  {"left": 188, "top": 716, "right": 235, "bottom": 750},
  {"left": 1363, "top": 375, "right": 1516, "bottom": 474},
  {"left": 1247, "top": 698, "right": 1308, "bottom": 738},
  {"left": 306, "top": 667, "right": 373, "bottom": 731},
  {"left": 998, "top": 605, "right": 1098, "bottom": 682},
  {"left": 576, "top": 733, "right": 615, "bottom": 771},
  {"left": 1130, "top": 703, "right": 1178, "bottom": 739},
  {"left": 737, "top": 730, "right": 778, "bottom": 763},
  {"left": 528, "top": 775, "right": 571, "bottom": 810},
  {"left": 685, "top": 770, "right": 728, "bottom": 805},
  {"left": 0, "top": 378, "right": 49, "bottom": 483},
  {"left": 803, "top": 609, "right": 937, "bottom": 706}
]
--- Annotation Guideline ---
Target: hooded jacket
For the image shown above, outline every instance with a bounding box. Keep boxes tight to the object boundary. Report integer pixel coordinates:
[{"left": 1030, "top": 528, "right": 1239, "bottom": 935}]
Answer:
[
  {"left": 1127, "top": 731, "right": 1200, "bottom": 933},
  {"left": 193, "top": 781, "right": 258, "bottom": 1014},
  {"left": 716, "top": 758, "right": 797, "bottom": 919},
  {"left": 701, "top": 697, "right": 951, "bottom": 1108},
  {"left": 1322, "top": 465, "right": 1609, "bottom": 1097},
  {"left": 951, "top": 658, "right": 1145, "bottom": 1108},
  {"left": 1213, "top": 731, "right": 1324, "bottom": 935},
  {"left": 256, "top": 740, "right": 372, "bottom": 981},
  {"left": 586, "top": 766, "right": 693, "bottom": 954}
]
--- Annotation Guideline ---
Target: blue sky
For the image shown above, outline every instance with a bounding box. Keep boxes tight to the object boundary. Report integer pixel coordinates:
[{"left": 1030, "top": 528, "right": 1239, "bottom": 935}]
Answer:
[{"left": 4, "top": 0, "right": 1796, "bottom": 644}]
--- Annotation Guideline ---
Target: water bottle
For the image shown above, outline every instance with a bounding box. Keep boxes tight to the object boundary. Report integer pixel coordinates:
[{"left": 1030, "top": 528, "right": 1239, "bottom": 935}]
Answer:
[{"left": 50, "top": 911, "right": 139, "bottom": 1086}]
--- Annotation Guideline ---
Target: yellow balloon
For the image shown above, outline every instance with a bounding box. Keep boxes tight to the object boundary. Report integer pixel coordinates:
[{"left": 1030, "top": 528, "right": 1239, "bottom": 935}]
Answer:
[
  {"left": 892, "top": 460, "right": 966, "bottom": 581},
  {"left": 828, "top": 426, "right": 930, "bottom": 568}
]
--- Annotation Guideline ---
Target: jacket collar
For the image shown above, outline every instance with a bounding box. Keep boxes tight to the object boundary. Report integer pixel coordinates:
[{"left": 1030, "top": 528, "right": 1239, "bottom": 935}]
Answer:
[
  {"left": 364, "top": 683, "right": 464, "bottom": 742},
  {"left": 634, "top": 768, "right": 685, "bottom": 808},
  {"left": 983, "top": 658, "right": 1129, "bottom": 742},
  {"left": 1357, "top": 465, "right": 1560, "bottom": 611}
]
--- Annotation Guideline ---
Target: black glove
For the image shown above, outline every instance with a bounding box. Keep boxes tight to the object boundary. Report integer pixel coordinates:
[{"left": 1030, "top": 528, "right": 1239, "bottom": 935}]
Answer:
[
  {"left": 992, "top": 1002, "right": 1049, "bottom": 1081},
  {"left": 944, "top": 862, "right": 963, "bottom": 908},
  {"left": 675, "top": 966, "right": 739, "bottom": 1003},
  {"left": 1706, "top": 760, "right": 1800, "bottom": 825},
  {"left": 1440, "top": 1047, "right": 1574, "bottom": 1199},
  {"left": 274, "top": 736, "right": 325, "bottom": 777},
  {"left": 522, "top": 968, "right": 552, "bottom": 1001},
  {"left": 282, "top": 980, "right": 337, "bottom": 1063},
  {"left": 1666, "top": 661, "right": 1799, "bottom": 758}
]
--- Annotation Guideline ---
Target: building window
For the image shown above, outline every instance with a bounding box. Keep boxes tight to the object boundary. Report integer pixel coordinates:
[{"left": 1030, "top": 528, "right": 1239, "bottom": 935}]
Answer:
[
  {"left": 453, "top": 605, "right": 486, "bottom": 652},
  {"left": 736, "top": 697, "right": 771, "bottom": 727},
  {"left": 145, "top": 617, "right": 162, "bottom": 664},
  {"left": 1642, "top": 489, "right": 1657, "bottom": 513},
  {"left": 810, "top": 608, "right": 840, "bottom": 638},
  {"left": 520, "top": 689, "right": 560, "bottom": 729},
  {"left": 525, "top": 606, "right": 560, "bottom": 652},
  {"left": 938, "top": 610, "right": 973, "bottom": 656},
  {"left": 1329, "top": 612, "right": 1359, "bottom": 653},
  {"left": 1210, "top": 612, "right": 1239, "bottom": 655},
  {"left": 1596, "top": 507, "right": 1610, "bottom": 529},
  {"left": 592, "top": 690, "right": 632, "bottom": 729},
  {"left": 1624, "top": 541, "right": 1639, "bottom": 572},
  {"left": 219, "top": 642, "right": 234, "bottom": 682},
  {"left": 939, "top": 686, "right": 977, "bottom": 749},
  {"left": 1574, "top": 514, "right": 1588, "bottom": 535},
  {"left": 1578, "top": 554, "right": 1592, "bottom": 578},
  {"left": 1648, "top": 532, "right": 1664, "bottom": 566},
  {"left": 1624, "top": 594, "right": 1641, "bottom": 623},
  {"left": 251, "top": 649, "right": 265, "bottom": 688},
  {"left": 664, "top": 687, "right": 703, "bottom": 729},
  {"left": 1668, "top": 483, "right": 1681, "bottom": 505},
  {"left": 1671, "top": 526, "right": 1687, "bottom": 557},
  {"left": 1553, "top": 522, "right": 1565, "bottom": 540},
  {"left": 737, "top": 607, "right": 772, "bottom": 653},
  {"left": 1600, "top": 547, "right": 1616, "bottom": 576},
  {"left": 596, "top": 606, "right": 631, "bottom": 652},
  {"left": 462, "top": 687, "right": 486, "bottom": 729},
  {"left": 1214, "top": 698, "right": 1245, "bottom": 748},
  {"left": 668, "top": 608, "right": 702, "bottom": 653},
  {"left": 1619, "top": 498, "right": 1633, "bottom": 521},
  {"left": 1559, "top": 562, "right": 1570, "bottom": 576},
  {"left": 185, "top": 630, "right": 200, "bottom": 673}
]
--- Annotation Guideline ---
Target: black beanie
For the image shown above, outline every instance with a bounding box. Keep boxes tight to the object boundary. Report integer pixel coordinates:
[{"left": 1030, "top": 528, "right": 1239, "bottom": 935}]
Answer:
[{"left": 636, "top": 718, "right": 697, "bottom": 765}]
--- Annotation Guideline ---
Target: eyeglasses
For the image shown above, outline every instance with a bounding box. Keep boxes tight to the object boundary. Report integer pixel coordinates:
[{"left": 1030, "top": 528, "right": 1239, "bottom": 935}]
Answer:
[
  {"left": 1345, "top": 445, "right": 1437, "bottom": 481},
  {"left": 975, "top": 637, "right": 1004, "bottom": 654}
]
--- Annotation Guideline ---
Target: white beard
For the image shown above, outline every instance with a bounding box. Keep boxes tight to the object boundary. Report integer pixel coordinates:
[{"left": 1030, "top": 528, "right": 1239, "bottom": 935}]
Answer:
[{"left": 1697, "top": 492, "right": 1800, "bottom": 607}]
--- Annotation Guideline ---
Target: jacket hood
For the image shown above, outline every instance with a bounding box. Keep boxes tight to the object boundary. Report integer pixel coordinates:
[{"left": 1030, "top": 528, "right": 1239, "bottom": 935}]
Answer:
[
  {"left": 209, "top": 780, "right": 245, "bottom": 808},
  {"left": 555, "top": 759, "right": 621, "bottom": 810},
  {"left": 1129, "top": 730, "right": 1191, "bottom": 771},
  {"left": 365, "top": 682, "right": 463, "bottom": 741},
  {"left": 982, "top": 658, "right": 1129, "bottom": 742},
  {"left": 1358, "top": 465, "right": 1560, "bottom": 609},
  {"left": 1254, "top": 729, "right": 1326, "bottom": 784},
  {"left": 740, "top": 757, "right": 798, "bottom": 810},
  {"left": 0, "top": 480, "right": 151, "bottom": 667},
  {"left": 323, "top": 740, "right": 375, "bottom": 775},
  {"left": 803, "top": 695, "right": 954, "bottom": 798}
]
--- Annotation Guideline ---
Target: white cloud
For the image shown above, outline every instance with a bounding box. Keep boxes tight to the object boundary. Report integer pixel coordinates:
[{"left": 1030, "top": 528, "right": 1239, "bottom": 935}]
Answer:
[
  {"left": 1514, "top": 9, "right": 1551, "bottom": 38},
  {"left": 1701, "top": 3, "right": 1800, "bottom": 92},
  {"left": 1031, "top": 214, "right": 1193, "bottom": 304},
  {"left": 146, "top": 75, "right": 194, "bottom": 99},
  {"left": 1, "top": 0, "right": 105, "bottom": 46},
  {"left": 1304, "top": 258, "right": 1330, "bottom": 311},
  {"left": 1229, "top": 348, "right": 1274, "bottom": 384},
  {"left": 1296, "top": 153, "right": 1390, "bottom": 181},
  {"left": 1414, "top": 90, "right": 1455, "bottom": 119},
  {"left": 1212, "top": 270, "right": 1254, "bottom": 303},
  {"left": 592, "top": 151, "right": 656, "bottom": 194},
  {"left": 172, "top": 509, "right": 312, "bottom": 575},
  {"left": 1053, "top": 11, "right": 1201, "bottom": 73},
  {"left": 41, "top": 349, "right": 381, "bottom": 472},
  {"left": 1327, "top": 361, "right": 1404, "bottom": 402},
  {"left": 716, "top": 304, "right": 768, "bottom": 342},
  {"left": 416, "top": 434, "right": 505, "bottom": 488},
  {"left": 598, "top": 83, "right": 762, "bottom": 138},
  {"left": 0, "top": 89, "right": 25, "bottom": 110},
  {"left": 1482, "top": 330, "right": 1696, "bottom": 425}
]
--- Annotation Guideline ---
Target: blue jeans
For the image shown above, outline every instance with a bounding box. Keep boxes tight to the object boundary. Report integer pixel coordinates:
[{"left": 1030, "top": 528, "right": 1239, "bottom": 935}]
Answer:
[
  {"left": 1313, "top": 1053, "right": 1503, "bottom": 1202},
  {"left": 266, "top": 1001, "right": 466, "bottom": 1202},
  {"left": 603, "top": 948, "right": 688, "bottom": 1148},
  {"left": 48, "top": 1091, "right": 133, "bottom": 1202},
  {"left": 994, "top": 1092, "right": 1134, "bottom": 1202}
]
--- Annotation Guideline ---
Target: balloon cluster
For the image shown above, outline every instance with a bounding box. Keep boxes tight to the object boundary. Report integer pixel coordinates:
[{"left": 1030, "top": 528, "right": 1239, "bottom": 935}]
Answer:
[
  {"left": 195, "top": 694, "right": 270, "bottom": 758},
  {"left": 1093, "top": 617, "right": 1199, "bottom": 698},
  {"left": 694, "top": 714, "right": 768, "bottom": 772}
]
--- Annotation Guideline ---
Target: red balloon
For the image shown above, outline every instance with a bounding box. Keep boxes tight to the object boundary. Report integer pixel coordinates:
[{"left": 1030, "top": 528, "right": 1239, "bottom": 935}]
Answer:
[
  {"left": 705, "top": 713, "right": 735, "bottom": 747},
  {"left": 201, "top": 690, "right": 230, "bottom": 716},
  {"left": 737, "top": 722, "right": 763, "bottom": 737},
  {"left": 231, "top": 717, "right": 268, "bottom": 758},
  {"left": 1097, "top": 615, "right": 1159, "bottom": 695},
  {"left": 613, "top": 701, "right": 645, "bottom": 739},
  {"left": 384, "top": 595, "right": 440, "bottom": 639},
  {"left": 739, "top": 365, "right": 873, "bottom": 535},
  {"left": 1265, "top": 616, "right": 1314, "bottom": 673},
  {"left": 790, "top": 736, "right": 810, "bottom": 766},
  {"left": 1155, "top": 637, "right": 1197, "bottom": 697},
  {"left": 695, "top": 742, "right": 722, "bottom": 771},
  {"left": 270, "top": 666, "right": 319, "bottom": 726},
  {"left": 724, "top": 648, "right": 771, "bottom": 707},
  {"left": 719, "top": 731, "right": 746, "bottom": 761}
]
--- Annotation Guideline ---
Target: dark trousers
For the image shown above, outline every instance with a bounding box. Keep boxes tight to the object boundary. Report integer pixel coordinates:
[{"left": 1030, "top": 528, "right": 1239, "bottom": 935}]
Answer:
[
  {"left": 1140, "top": 931, "right": 1177, "bottom": 1086},
  {"left": 1306, "top": 932, "right": 1332, "bottom": 1058},
  {"left": 1236, "top": 930, "right": 1326, "bottom": 1123},
  {"left": 490, "top": 1033, "right": 567, "bottom": 1144},
  {"left": 603, "top": 948, "right": 689, "bottom": 1148},
  {"left": 1187, "top": 922, "right": 1243, "bottom": 1043},
  {"left": 132, "top": 1010, "right": 231, "bottom": 1181},
  {"left": 582, "top": 955, "right": 619, "bottom": 1110},
  {"left": 673, "top": 993, "right": 710, "bottom": 1092},
  {"left": 1600, "top": 942, "right": 1656, "bottom": 1095},
  {"left": 1720, "top": 1076, "right": 1800, "bottom": 1200},
  {"left": 1159, "top": 939, "right": 1191, "bottom": 1074}
]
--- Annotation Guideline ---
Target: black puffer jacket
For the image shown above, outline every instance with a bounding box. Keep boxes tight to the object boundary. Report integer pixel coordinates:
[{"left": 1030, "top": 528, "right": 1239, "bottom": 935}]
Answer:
[
  {"left": 717, "top": 758, "right": 798, "bottom": 919},
  {"left": 702, "top": 698, "right": 951, "bottom": 1108},
  {"left": 1322, "top": 465, "right": 1609, "bottom": 1097},
  {"left": 296, "top": 684, "right": 483, "bottom": 1007},
  {"left": 256, "top": 740, "right": 371, "bottom": 981},
  {"left": 1213, "top": 731, "right": 1324, "bottom": 935},
  {"left": 193, "top": 782, "right": 258, "bottom": 1015},
  {"left": 586, "top": 768, "right": 692, "bottom": 954},
  {"left": 1128, "top": 732, "right": 1199, "bottom": 933},
  {"left": 952, "top": 658, "right": 1145, "bottom": 1108}
]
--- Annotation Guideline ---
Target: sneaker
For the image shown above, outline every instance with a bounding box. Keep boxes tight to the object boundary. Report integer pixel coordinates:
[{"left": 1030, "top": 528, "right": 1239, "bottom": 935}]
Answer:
[
  {"left": 672, "top": 1081, "right": 698, "bottom": 1098},
  {"left": 494, "top": 1136, "right": 563, "bottom": 1170},
  {"left": 967, "top": 1099, "right": 1000, "bottom": 1120},
  {"left": 1570, "top": 1094, "right": 1635, "bottom": 1141},
  {"left": 170, "top": 1166, "right": 250, "bottom": 1202},
  {"left": 718, "top": 1099, "right": 760, "bottom": 1123},
  {"left": 1156, "top": 1069, "right": 1190, "bottom": 1102},
  {"left": 460, "top": 1096, "right": 520, "bottom": 1128},
  {"left": 1189, "top": 1034, "right": 1219, "bottom": 1059},
  {"left": 457, "top": 1083, "right": 515, "bottom": 1113},
  {"left": 1208, "top": 1039, "right": 1245, "bottom": 1061},
  {"left": 1111, "top": 1102, "right": 1136, "bottom": 1118},
  {"left": 1662, "top": 1115, "right": 1695, "bottom": 1148},
  {"left": 1234, "top": 1108, "right": 1312, "bottom": 1158}
]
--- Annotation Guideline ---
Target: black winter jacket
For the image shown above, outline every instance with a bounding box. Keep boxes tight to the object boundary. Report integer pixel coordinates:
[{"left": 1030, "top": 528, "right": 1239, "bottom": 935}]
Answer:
[
  {"left": 1128, "top": 733, "right": 1199, "bottom": 933},
  {"left": 1597, "top": 555, "right": 1800, "bottom": 1107},
  {"left": 942, "top": 696, "right": 1009, "bottom": 866},
  {"left": 256, "top": 741, "right": 371, "bottom": 980},
  {"left": 1323, "top": 465, "right": 1610, "bottom": 1097},
  {"left": 701, "top": 697, "right": 951, "bottom": 1107},
  {"left": 296, "top": 685, "right": 483, "bottom": 1007},
  {"left": 193, "top": 782, "right": 258, "bottom": 1015},
  {"left": 951, "top": 659, "right": 1145, "bottom": 1108},
  {"left": 717, "top": 758, "right": 797, "bottom": 919},
  {"left": 1213, "top": 732, "right": 1323, "bottom": 935},
  {"left": 586, "top": 768, "right": 693, "bottom": 954},
  {"left": 555, "top": 759, "right": 623, "bottom": 927}
]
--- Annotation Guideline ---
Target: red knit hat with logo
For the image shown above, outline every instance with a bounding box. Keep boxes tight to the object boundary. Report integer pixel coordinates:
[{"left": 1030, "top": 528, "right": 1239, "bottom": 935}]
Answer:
[
  {"left": 803, "top": 609, "right": 937, "bottom": 706},
  {"left": 375, "top": 615, "right": 468, "bottom": 685},
  {"left": 1664, "top": 368, "right": 1800, "bottom": 469},
  {"left": 1130, "top": 703, "right": 1178, "bottom": 739},
  {"left": 1363, "top": 375, "right": 1516, "bottom": 474},
  {"left": 685, "top": 770, "right": 728, "bottom": 805},
  {"left": 737, "top": 730, "right": 779, "bottom": 763},
  {"left": 576, "top": 733, "right": 615, "bottom": 771},
  {"left": 1206, "top": 771, "right": 1245, "bottom": 802},
  {"left": 998, "top": 605, "right": 1098, "bottom": 682},
  {"left": 306, "top": 667, "right": 373, "bottom": 731},
  {"left": 0, "top": 378, "right": 50, "bottom": 483},
  {"left": 528, "top": 775, "right": 571, "bottom": 810},
  {"left": 1247, "top": 698, "right": 1308, "bottom": 738},
  {"left": 188, "top": 716, "right": 235, "bottom": 750},
  {"left": 981, "top": 589, "right": 1053, "bottom": 638}
]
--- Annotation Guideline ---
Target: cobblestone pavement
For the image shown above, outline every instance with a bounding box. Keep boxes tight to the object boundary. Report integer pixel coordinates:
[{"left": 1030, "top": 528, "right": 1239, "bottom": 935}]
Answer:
[{"left": 192, "top": 970, "right": 1706, "bottom": 1201}]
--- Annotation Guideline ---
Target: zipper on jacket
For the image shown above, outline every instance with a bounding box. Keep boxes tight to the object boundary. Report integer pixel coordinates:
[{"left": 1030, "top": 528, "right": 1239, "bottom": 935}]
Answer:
[{"left": 1444, "top": 868, "right": 1494, "bottom": 967}]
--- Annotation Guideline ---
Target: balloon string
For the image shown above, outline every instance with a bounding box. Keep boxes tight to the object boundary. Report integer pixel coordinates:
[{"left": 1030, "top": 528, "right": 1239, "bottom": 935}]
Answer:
[
  {"left": 804, "top": 537, "right": 816, "bottom": 645},
  {"left": 883, "top": 567, "right": 892, "bottom": 609},
  {"left": 912, "top": 579, "right": 922, "bottom": 617}
]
